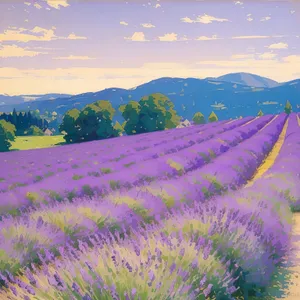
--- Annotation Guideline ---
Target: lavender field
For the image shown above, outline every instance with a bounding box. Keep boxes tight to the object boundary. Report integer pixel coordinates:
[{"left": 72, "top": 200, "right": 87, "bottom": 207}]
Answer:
[{"left": 0, "top": 113, "right": 299, "bottom": 299}]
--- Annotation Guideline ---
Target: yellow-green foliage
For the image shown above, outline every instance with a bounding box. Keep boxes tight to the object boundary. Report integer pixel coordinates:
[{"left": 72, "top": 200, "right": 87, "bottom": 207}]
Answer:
[{"left": 10, "top": 135, "right": 65, "bottom": 151}]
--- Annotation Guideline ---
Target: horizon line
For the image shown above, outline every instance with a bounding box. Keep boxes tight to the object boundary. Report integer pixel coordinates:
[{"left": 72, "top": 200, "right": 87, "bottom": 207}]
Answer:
[{"left": 1, "top": 72, "right": 299, "bottom": 97}]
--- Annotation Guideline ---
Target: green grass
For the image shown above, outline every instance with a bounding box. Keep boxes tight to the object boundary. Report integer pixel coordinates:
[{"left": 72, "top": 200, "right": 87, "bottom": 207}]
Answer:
[{"left": 10, "top": 135, "right": 65, "bottom": 151}]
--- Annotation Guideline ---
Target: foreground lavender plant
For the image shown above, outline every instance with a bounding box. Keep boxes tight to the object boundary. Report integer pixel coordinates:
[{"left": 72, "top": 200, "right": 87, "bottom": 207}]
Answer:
[{"left": 0, "top": 225, "right": 241, "bottom": 300}]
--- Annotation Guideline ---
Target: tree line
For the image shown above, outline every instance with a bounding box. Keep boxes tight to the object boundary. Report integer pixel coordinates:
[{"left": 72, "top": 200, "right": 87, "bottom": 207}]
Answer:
[
  {"left": 59, "top": 93, "right": 221, "bottom": 144},
  {"left": 0, "top": 108, "right": 49, "bottom": 151},
  {"left": 257, "top": 100, "right": 292, "bottom": 117},
  {"left": 0, "top": 109, "right": 48, "bottom": 136},
  {"left": 0, "top": 94, "right": 294, "bottom": 151}
]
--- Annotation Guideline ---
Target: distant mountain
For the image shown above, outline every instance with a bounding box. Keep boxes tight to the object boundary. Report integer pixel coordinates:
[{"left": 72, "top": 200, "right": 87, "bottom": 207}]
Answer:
[
  {"left": 0, "top": 93, "right": 72, "bottom": 106},
  {"left": 0, "top": 76, "right": 299, "bottom": 123},
  {"left": 210, "top": 72, "right": 280, "bottom": 88}
]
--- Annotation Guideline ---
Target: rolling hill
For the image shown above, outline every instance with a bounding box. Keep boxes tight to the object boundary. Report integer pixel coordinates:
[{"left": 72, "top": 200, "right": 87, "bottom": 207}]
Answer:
[
  {"left": 0, "top": 93, "right": 72, "bottom": 106},
  {"left": 211, "top": 72, "right": 280, "bottom": 88},
  {"left": 0, "top": 73, "right": 299, "bottom": 122}
]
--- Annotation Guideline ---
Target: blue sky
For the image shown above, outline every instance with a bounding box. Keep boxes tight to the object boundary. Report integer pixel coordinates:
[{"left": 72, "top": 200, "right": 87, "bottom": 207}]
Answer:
[{"left": 0, "top": 0, "right": 299, "bottom": 95}]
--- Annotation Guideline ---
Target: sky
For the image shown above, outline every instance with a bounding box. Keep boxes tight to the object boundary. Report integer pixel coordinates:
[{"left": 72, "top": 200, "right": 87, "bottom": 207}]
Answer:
[{"left": 0, "top": 0, "right": 299, "bottom": 95}]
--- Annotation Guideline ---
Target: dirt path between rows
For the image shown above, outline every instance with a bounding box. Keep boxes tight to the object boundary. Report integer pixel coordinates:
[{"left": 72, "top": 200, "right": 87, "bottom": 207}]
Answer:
[
  {"left": 237, "top": 116, "right": 300, "bottom": 298},
  {"left": 280, "top": 115, "right": 300, "bottom": 298},
  {"left": 245, "top": 116, "right": 287, "bottom": 188}
]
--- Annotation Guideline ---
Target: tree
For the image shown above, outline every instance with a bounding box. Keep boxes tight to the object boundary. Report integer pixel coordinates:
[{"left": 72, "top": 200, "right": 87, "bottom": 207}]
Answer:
[
  {"left": 12, "top": 108, "right": 17, "bottom": 125},
  {"left": 192, "top": 112, "right": 206, "bottom": 124},
  {"left": 26, "top": 125, "right": 44, "bottom": 136},
  {"left": 0, "top": 109, "right": 47, "bottom": 136},
  {"left": 257, "top": 110, "right": 264, "bottom": 116},
  {"left": 77, "top": 100, "right": 117, "bottom": 141},
  {"left": 114, "top": 121, "right": 124, "bottom": 136},
  {"left": 284, "top": 100, "right": 292, "bottom": 114},
  {"left": 60, "top": 101, "right": 118, "bottom": 144},
  {"left": 120, "top": 101, "right": 141, "bottom": 135},
  {"left": 59, "top": 108, "right": 81, "bottom": 143},
  {"left": 208, "top": 111, "right": 218, "bottom": 122},
  {"left": 140, "top": 93, "right": 180, "bottom": 131},
  {"left": 121, "top": 93, "right": 180, "bottom": 135},
  {"left": 0, "top": 120, "right": 16, "bottom": 152}
]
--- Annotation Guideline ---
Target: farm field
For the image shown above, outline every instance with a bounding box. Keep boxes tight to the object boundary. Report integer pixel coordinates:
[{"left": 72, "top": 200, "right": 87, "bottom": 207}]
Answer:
[
  {"left": 9, "top": 135, "right": 65, "bottom": 151},
  {"left": 0, "top": 113, "right": 299, "bottom": 299}
]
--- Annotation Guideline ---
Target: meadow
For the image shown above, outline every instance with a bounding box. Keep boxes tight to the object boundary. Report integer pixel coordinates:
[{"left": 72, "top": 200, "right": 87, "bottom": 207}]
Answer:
[
  {"left": 9, "top": 135, "right": 65, "bottom": 151},
  {"left": 0, "top": 113, "right": 299, "bottom": 299}
]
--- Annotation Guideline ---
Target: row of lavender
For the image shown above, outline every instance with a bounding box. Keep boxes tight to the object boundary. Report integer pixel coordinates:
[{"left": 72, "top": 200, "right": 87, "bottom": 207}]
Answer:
[
  {"left": 0, "top": 120, "right": 232, "bottom": 191},
  {"left": 0, "top": 114, "right": 295, "bottom": 299},
  {"left": 0, "top": 121, "right": 210, "bottom": 186},
  {"left": 256, "top": 112, "right": 300, "bottom": 211},
  {"left": 1, "top": 115, "right": 272, "bottom": 216},
  {"left": 0, "top": 114, "right": 286, "bottom": 278}
]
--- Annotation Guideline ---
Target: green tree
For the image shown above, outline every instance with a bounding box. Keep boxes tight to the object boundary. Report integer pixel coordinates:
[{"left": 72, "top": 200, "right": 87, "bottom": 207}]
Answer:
[
  {"left": 26, "top": 125, "right": 44, "bottom": 136},
  {"left": 139, "top": 93, "right": 180, "bottom": 132},
  {"left": 121, "top": 121, "right": 127, "bottom": 130},
  {"left": 113, "top": 121, "right": 124, "bottom": 136},
  {"left": 208, "top": 111, "right": 218, "bottom": 123},
  {"left": 0, "top": 120, "right": 16, "bottom": 152},
  {"left": 59, "top": 108, "right": 81, "bottom": 143},
  {"left": 121, "top": 93, "right": 180, "bottom": 135},
  {"left": 284, "top": 100, "right": 292, "bottom": 114},
  {"left": 77, "top": 100, "right": 117, "bottom": 141},
  {"left": 257, "top": 110, "right": 264, "bottom": 116},
  {"left": 120, "top": 101, "right": 141, "bottom": 135},
  {"left": 12, "top": 108, "right": 17, "bottom": 125},
  {"left": 192, "top": 112, "right": 206, "bottom": 124}
]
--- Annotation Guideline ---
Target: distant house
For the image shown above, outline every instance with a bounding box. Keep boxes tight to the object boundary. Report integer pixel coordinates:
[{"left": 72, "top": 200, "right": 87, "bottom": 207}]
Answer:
[
  {"left": 44, "top": 128, "right": 53, "bottom": 136},
  {"left": 176, "top": 119, "right": 192, "bottom": 128}
]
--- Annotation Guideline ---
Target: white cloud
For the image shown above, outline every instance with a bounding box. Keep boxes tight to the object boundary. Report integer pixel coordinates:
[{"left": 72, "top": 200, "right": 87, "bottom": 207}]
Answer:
[
  {"left": 0, "top": 26, "right": 87, "bottom": 42},
  {"left": 141, "top": 23, "right": 155, "bottom": 28},
  {"left": 247, "top": 17, "right": 253, "bottom": 22},
  {"left": 234, "top": 1, "right": 243, "bottom": 5},
  {"left": 180, "top": 36, "right": 189, "bottom": 41},
  {"left": 154, "top": 3, "right": 161, "bottom": 8},
  {"left": 232, "top": 35, "right": 270, "bottom": 39},
  {"left": 0, "top": 44, "right": 48, "bottom": 57},
  {"left": 66, "top": 33, "right": 87, "bottom": 40},
  {"left": 24, "top": 2, "right": 31, "bottom": 6},
  {"left": 195, "top": 35, "right": 220, "bottom": 41},
  {"left": 290, "top": 10, "right": 295, "bottom": 14},
  {"left": 259, "top": 52, "right": 277, "bottom": 59},
  {"left": 261, "top": 16, "right": 271, "bottom": 21},
  {"left": 180, "top": 17, "right": 194, "bottom": 23},
  {"left": 268, "top": 42, "right": 288, "bottom": 49},
  {"left": 25, "top": 19, "right": 29, "bottom": 22},
  {"left": 34, "top": 3, "right": 42, "bottom": 9},
  {"left": 120, "top": 21, "right": 128, "bottom": 26},
  {"left": 181, "top": 14, "right": 229, "bottom": 24},
  {"left": 31, "top": 27, "right": 51, "bottom": 33},
  {"left": 53, "top": 55, "right": 95, "bottom": 60},
  {"left": 44, "top": 0, "right": 69, "bottom": 9},
  {"left": 0, "top": 27, "right": 56, "bottom": 42},
  {"left": 158, "top": 33, "right": 178, "bottom": 42},
  {"left": 124, "top": 32, "right": 149, "bottom": 42}
]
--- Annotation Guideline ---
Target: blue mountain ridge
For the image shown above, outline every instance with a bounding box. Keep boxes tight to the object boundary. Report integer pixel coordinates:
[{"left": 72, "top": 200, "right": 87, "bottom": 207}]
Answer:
[{"left": 0, "top": 74, "right": 299, "bottom": 122}]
